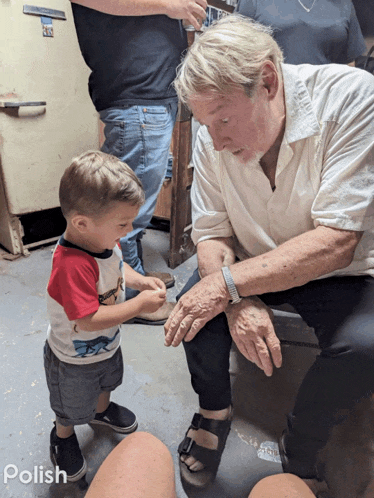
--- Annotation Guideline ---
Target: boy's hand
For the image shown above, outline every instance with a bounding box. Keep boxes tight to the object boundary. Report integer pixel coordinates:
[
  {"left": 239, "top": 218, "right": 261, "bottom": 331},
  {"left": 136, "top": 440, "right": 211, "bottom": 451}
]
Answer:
[
  {"left": 136, "top": 288, "right": 167, "bottom": 313},
  {"left": 138, "top": 276, "right": 167, "bottom": 293}
]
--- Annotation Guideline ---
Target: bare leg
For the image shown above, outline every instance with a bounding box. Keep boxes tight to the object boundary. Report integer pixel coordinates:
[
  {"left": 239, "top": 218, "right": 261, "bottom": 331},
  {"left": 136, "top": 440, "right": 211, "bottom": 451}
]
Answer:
[
  {"left": 55, "top": 421, "right": 74, "bottom": 438},
  {"left": 248, "top": 474, "right": 317, "bottom": 498},
  {"left": 96, "top": 391, "right": 110, "bottom": 413},
  {"left": 85, "top": 432, "right": 176, "bottom": 498}
]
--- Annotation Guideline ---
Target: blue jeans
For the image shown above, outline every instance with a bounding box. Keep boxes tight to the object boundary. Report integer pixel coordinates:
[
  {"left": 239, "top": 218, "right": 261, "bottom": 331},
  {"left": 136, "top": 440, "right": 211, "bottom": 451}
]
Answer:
[{"left": 100, "top": 102, "right": 178, "bottom": 277}]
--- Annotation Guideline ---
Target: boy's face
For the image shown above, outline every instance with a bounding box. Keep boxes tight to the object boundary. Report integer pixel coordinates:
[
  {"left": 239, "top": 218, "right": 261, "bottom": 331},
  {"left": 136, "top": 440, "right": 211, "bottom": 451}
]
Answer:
[{"left": 87, "top": 202, "right": 139, "bottom": 252}]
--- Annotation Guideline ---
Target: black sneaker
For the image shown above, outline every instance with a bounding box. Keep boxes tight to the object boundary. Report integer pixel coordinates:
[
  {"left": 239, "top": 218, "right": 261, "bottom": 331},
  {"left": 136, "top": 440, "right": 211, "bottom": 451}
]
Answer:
[
  {"left": 90, "top": 402, "right": 138, "bottom": 433},
  {"left": 50, "top": 424, "right": 87, "bottom": 482}
]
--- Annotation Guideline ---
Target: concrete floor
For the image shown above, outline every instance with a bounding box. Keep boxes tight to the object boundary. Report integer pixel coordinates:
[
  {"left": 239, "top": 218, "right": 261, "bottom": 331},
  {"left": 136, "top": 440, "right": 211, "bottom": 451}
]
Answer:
[{"left": 0, "top": 228, "right": 319, "bottom": 498}]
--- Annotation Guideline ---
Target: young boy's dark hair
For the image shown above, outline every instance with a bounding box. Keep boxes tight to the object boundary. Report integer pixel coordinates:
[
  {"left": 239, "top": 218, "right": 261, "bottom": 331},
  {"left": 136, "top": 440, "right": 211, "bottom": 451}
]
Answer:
[{"left": 59, "top": 150, "right": 145, "bottom": 218}]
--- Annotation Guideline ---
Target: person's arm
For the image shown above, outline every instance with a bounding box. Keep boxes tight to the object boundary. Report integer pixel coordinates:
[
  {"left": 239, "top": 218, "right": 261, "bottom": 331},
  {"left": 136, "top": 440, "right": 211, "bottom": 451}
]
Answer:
[
  {"left": 164, "top": 225, "right": 362, "bottom": 347},
  {"left": 76, "top": 287, "right": 166, "bottom": 331},
  {"left": 69, "top": 0, "right": 207, "bottom": 31},
  {"left": 122, "top": 261, "right": 166, "bottom": 293},
  {"left": 174, "top": 237, "right": 282, "bottom": 376},
  {"left": 77, "top": 263, "right": 166, "bottom": 331},
  {"left": 230, "top": 225, "right": 362, "bottom": 297},
  {"left": 197, "top": 237, "right": 236, "bottom": 277}
]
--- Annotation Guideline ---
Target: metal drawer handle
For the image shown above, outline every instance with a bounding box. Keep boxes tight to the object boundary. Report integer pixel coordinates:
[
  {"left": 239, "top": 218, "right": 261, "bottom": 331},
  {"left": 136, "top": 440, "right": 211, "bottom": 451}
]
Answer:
[{"left": 0, "top": 101, "right": 47, "bottom": 108}]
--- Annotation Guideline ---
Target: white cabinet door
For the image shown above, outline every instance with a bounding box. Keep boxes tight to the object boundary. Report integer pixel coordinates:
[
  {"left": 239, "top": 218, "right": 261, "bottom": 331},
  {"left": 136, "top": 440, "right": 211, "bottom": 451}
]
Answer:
[{"left": 0, "top": 0, "right": 99, "bottom": 215}]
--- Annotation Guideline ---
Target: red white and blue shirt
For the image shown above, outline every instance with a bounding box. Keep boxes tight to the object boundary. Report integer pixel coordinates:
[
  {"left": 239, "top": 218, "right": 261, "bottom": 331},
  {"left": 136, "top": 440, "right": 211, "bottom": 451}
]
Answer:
[{"left": 46, "top": 237, "right": 125, "bottom": 364}]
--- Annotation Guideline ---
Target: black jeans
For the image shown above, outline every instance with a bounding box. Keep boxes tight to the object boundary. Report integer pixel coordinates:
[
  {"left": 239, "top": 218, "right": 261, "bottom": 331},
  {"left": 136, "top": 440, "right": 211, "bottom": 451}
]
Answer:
[{"left": 178, "top": 269, "right": 374, "bottom": 478}]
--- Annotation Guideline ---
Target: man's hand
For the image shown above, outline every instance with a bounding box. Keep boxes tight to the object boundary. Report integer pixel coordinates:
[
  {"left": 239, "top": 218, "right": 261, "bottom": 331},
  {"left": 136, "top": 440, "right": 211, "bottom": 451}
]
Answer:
[
  {"left": 164, "top": 271, "right": 230, "bottom": 347},
  {"left": 226, "top": 297, "right": 282, "bottom": 377},
  {"left": 166, "top": 0, "right": 207, "bottom": 31}
]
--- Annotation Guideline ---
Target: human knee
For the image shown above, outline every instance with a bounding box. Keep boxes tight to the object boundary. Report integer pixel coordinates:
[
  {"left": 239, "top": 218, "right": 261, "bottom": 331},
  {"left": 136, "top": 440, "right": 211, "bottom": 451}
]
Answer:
[
  {"left": 326, "top": 330, "right": 374, "bottom": 362},
  {"left": 122, "top": 432, "right": 171, "bottom": 459},
  {"left": 248, "top": 474, "right": 316, "bottom": 498}
]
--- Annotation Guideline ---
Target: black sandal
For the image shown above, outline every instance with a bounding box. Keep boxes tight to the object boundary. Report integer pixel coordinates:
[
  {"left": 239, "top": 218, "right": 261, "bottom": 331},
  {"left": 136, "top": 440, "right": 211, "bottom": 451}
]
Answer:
[{"left": 178, "top": 410, "right": 232, "bottom": 488}]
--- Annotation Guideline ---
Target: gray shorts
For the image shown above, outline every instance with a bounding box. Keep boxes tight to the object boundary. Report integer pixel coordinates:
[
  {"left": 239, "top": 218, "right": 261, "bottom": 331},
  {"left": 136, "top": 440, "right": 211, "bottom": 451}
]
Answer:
[{"left": 43, "top": 341, "right": 123, "bottom": 426}]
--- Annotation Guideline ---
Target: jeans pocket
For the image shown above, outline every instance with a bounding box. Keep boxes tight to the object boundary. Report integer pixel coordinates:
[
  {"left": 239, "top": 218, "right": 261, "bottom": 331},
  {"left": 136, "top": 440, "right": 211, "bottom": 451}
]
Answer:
[
  {"left": 101, "top": 120, "right": 125, "bottom": 157},
  {"left": 142, "top": 106, "right": 169, "bottom": 130}
]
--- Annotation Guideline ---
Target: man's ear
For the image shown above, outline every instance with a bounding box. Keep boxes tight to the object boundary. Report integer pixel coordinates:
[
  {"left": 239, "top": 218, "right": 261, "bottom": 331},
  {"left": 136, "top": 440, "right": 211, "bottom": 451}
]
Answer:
[
  {"left": 261, "top": 61, "right": 279, "bottom": 99},
  {"left": 71, "top": 214, "right": 91, "bottom": 234}
]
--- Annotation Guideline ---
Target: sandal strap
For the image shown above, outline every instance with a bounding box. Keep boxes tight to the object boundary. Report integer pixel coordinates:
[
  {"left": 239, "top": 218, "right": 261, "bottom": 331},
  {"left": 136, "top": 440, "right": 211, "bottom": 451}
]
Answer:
[
  {"left": 178, "top": 437, "right": 221, "bottom": 468},
  {"left": 190, "top": 412, "right": 232, "bottom": 439},
  {"left": 178, "top": 411, "right": 232, "bottom": 469}
]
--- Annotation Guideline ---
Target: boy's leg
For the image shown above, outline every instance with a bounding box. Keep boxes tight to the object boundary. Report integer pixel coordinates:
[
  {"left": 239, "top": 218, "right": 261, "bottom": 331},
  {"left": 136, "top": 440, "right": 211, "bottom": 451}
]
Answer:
[
  {"left": 44, "top": 344, "right": 128, "bottom": 480},
  {"left": 55, "top": 421, "right": 74, "bottom": 438},
  {"left": 89, "top": 348, "right": 138, "bottom": 433},
  {"left": 85, "top": 432, "right": 176, "bottom": 498},
  {"left": 96, "top": 391, "right": 110, "bottom": 414},
  {"left": 50, "top": 422, "right": 87, "bottom": 482}
]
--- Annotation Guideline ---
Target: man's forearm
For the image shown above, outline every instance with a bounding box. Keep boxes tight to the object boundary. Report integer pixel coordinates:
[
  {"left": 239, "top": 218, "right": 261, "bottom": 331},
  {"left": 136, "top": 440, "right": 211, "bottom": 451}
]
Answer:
[
  {"left": 70, "top": 0, "right": 169, "bottom": 17},
  {"left": 197, "top": 237, "right": 236, "bottom": 278},
  {"left": 230, "top": 226, "right": 362, "bottom": 297}
]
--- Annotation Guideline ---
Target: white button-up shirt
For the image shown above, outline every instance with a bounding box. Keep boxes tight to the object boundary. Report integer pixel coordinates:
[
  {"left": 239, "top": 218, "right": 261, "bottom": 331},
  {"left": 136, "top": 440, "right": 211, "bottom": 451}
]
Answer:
[{"left": 191, "top": 63, "right": 374, "bottom": 277}]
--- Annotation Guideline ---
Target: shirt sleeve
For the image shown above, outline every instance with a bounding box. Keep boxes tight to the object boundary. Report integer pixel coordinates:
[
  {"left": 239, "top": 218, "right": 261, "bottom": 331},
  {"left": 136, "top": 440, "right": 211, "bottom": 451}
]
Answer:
[
  {"left": 191, "top": 126, "right": 234, "bottom": 245},
  {"left": 311, "top": 71, "right": 374, "bottom": 231},
  {"left": 346, "top": 3, "right": 367, "bottom": 62},
  {"left": 47, "top": 248, "right": 100, "bottom": 321},
  {"left": 235, "top": 0, "right": 257, "bottom": 18}
]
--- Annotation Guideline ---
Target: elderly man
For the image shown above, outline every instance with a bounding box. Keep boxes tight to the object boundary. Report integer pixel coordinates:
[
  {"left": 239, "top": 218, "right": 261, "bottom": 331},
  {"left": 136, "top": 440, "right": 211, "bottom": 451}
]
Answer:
[{"left": 164, "top": 15, "right": 374, "bottom": 488}]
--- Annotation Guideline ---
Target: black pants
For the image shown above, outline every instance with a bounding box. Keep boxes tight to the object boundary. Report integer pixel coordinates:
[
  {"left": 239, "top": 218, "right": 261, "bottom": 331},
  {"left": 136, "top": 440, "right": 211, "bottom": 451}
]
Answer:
[{"left": 178, "top": 270, "right": 374, "bottom": 478}]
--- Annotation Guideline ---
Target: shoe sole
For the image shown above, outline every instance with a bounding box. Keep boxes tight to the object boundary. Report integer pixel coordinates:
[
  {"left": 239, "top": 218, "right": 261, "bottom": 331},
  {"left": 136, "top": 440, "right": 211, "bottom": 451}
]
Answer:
[
  {"left": 144, "top": 273, "right": 175, "bottom": 289},
  {"left": 130, "top": 317, "right": 167, "bottom": 326},
  {"left": 50, "top": 449, "right": 88, "bottom": 482},
  {"left": 89, "top": 419, "right": 138, "bottom": 434}
]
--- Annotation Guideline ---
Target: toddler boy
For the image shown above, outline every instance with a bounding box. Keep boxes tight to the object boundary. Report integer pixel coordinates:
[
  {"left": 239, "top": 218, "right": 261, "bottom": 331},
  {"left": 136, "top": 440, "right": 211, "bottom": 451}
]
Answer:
[{"left": 44, "top": 151, "right": 166, "bottom": 481}]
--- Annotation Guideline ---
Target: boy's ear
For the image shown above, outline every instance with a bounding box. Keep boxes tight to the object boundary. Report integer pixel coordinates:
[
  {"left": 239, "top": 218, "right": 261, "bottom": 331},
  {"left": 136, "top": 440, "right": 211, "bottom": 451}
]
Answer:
[{"left": 71, "top": 214, "right": 91, "bottom": 233}]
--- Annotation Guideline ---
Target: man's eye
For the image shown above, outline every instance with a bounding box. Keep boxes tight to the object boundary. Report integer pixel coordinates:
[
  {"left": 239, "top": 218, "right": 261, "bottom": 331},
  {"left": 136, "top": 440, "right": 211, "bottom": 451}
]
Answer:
[
  {"left": 119, "top": 224, "right": 128, "bottom": 228},
  {"left": 222, "top": 118, "right": 229, "bottom": 124}
]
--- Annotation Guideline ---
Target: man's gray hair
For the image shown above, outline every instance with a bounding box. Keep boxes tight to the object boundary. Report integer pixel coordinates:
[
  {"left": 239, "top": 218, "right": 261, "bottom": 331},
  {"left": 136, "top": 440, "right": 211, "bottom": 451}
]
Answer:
[{"left": 174, "top": 14, "right": 284, "bottom": 105}]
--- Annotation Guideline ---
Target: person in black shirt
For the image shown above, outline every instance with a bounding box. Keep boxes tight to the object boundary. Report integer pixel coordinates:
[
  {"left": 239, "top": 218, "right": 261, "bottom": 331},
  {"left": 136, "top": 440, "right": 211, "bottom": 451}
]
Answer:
[{"left": 70, "top": 0, "right": 206, "bottom": 324}]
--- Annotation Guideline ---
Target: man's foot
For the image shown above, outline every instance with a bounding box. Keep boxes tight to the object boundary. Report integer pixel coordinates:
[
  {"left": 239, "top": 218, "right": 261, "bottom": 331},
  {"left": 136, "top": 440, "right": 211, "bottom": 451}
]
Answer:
[
  {"left": 50, "top": 424, "right": 87, "bottom": 482},
  {"left": 132, "top": 301, "right": 176, "bottom": 326},
  {"left": 145, "top": 271, "right": 175, "bottom": 289},
  {"left": 90, "top": 402, "right": 138, "bottom": 434},
  {"left": 178, "top": 406, "right": 232, "bottom": 488}
]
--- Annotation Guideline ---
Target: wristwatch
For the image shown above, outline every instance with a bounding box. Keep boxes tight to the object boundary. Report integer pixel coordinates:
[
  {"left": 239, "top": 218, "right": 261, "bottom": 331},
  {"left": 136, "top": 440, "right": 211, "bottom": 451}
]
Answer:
[{"left": 221, "top": 266, "right": 242, "bottom": 304}]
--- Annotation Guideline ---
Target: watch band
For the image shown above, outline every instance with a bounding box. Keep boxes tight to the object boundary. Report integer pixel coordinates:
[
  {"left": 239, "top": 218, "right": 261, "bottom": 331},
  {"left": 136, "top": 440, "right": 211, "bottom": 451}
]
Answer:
[{"left": 221, "top": 266, "right": 242, "bottom": 304}]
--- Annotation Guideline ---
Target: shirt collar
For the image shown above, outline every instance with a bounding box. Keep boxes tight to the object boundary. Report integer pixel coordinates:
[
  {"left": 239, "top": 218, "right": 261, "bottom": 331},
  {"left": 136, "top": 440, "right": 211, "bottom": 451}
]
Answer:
[
  {"left": 281, "top": 63, "right": 321, "bottom": 144},
  {"left": 59, "top": 235, "right": 113, "bottom": 260}
]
